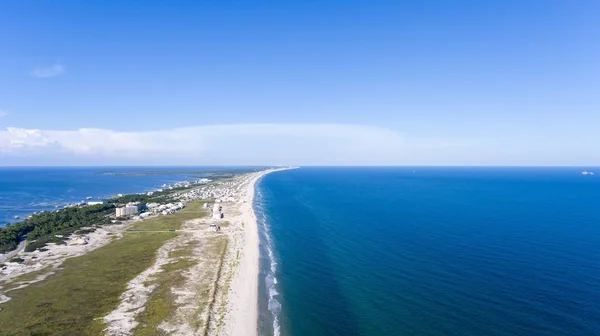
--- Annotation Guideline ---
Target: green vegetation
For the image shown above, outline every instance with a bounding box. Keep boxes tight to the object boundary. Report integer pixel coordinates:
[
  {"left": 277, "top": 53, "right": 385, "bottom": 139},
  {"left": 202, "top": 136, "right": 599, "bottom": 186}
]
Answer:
[
  {"left": 0, "top": 232, "right": 175, "bottom": 335},
  {"left": 0, "top": 172, "right": 234, "bottom": 254},
  {"left": 8, "top": 257, "right": 24, "bottom": 263},
  {"left": 0, "top": 178, "right": 210, "bottom": 254},
  {"left": 25, "top": 234, "right": 68, "bottom": 252},
  {"left": 0, "top": 266, "right": 52, "bottom": 292},
  {"left": 6, "top": 266, "right": 51, "bottom": 284},
  {"left": 129, "top": 201, "right": 206, "bottom": 231},
  {"left": 75, "top": 228, "right": 97, "bottom": 235},
  {"left": 107, "top": 180, "right": 218, "bottom": 206},
  {"left": 0, "top": 204, "right": 114, "bottom": 253},
  {"left": 108, "top": 190, "right": 174, "bottom": 206},
  {"left": 0, "top": 183, "right": 208, "bottom": 254},
  {"left": 99, "top": 168, "right": 258, "bottom": 177},
  {"left": 0, "top": 201, "right": 207, "bottom": 335},
  {"left": 168, "top": 240, "right": 200, "bottom": 259},
  {"left": 135, "top": 241, "right": 201, "bottom": 336},
  {"left": 27, "top": 205, "right": 113, "bottom": 241},
  {"left": 0, "top": 225, "right": 22, "bottom": 253},
  {"left": 135, "top": 235, "right": 228, "bottom": 335},
  {"left": 205, "top": 236, "right": 229, "bottom": 334},
  {"left": 216, "top": 238, "right": 237, "bottom": 330}
]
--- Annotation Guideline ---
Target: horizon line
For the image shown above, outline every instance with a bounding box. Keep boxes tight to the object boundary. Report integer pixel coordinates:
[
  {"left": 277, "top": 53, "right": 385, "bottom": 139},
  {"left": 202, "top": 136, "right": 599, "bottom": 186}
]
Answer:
[{"left": 0, "top": 165, "right": 598, "bottom": 168}]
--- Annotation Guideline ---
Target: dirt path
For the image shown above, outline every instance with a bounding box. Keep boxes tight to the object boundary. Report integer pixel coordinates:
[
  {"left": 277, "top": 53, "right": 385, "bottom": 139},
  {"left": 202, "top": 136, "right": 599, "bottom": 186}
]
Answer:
[{"left": 0, "top": 240, "right": 26, "bottom": 263}]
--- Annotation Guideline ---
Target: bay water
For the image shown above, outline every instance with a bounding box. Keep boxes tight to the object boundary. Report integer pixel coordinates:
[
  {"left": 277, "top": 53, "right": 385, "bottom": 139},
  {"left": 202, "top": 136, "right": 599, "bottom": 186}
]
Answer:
[{"left": 0, "top": 166, "right": 249, "bottom": 225}]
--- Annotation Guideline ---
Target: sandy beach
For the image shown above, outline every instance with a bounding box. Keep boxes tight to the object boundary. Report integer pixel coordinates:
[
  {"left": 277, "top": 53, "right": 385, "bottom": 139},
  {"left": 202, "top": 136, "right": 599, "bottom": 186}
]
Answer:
[
  {"left": 102, "top": 168, "right": 286, "bottom": 335},
  {"left": 215, "top": 167, "right": 293, "bottom": 335},
  {"left": 223, "top": 170, "right": 267, "bottom": 335}
]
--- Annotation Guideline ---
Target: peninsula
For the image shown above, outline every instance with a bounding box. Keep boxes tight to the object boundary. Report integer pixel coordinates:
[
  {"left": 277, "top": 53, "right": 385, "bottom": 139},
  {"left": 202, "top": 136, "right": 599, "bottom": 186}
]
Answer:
[{"left": 0, "top": 167, "right": 288, "bottom": 335}]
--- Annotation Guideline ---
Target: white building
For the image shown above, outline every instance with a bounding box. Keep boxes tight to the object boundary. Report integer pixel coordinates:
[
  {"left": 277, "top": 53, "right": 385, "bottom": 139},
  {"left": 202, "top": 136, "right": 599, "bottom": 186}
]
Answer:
[
  {"left": 140, "top": 212, "right": 153, "bottom": 218},
  {"left": 116, "top": 205, "right": 139, "bottom": 217}
]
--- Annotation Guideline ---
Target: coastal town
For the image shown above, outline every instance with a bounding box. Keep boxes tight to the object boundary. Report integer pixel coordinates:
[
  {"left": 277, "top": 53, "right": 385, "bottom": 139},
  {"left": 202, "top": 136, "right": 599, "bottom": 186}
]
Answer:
[{"left": 113, "top": 177, "right": 244, "bottom": 222}]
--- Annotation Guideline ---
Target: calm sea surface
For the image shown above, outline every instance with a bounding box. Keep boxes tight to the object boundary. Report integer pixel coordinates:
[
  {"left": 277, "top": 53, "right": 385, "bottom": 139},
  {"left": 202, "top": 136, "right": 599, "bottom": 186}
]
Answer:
[
  {"left": 257, "top": 167, "right": 600, "bottom": 336},
  {"left": 0, "top": 166, "right": 252, "bottom": 225}
]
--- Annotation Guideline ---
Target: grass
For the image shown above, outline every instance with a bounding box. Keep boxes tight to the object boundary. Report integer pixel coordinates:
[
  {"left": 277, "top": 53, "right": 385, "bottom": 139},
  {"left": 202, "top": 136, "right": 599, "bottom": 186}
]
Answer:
[
  {"left": 0, "top": 232, "right": 175, "bottom": 335},
  {"left": 0, "top": 201, "right": 206, "bottom": 336},
  {"left": 215, "top": 241, "right": 239, "bottom": 330},
  {"left": 25, "top": 234, "right": 69, "bottom": 252},
  {"left": 217, "top": 221, "right": 231, "bottom": 228},
  {"left": 75, "top": 228, "right": 97, "bottom": 235},
  {"left": 168, "top": 240, "right": 200, "bottom": 259},
  {"left": 0, "top": 266, "right": 53, "bottom": 292},
  {"left": 203, "top": 236, "right": 229, "bottom": 335},
  {"left": 135, "top": 234, "right": 229, "bottom": 335},
  {"left": 134, "top": 240, "right": 201, "bottom": 336},
  {"left": 129, "top": 201, "right": 206, "bottom": 231}
]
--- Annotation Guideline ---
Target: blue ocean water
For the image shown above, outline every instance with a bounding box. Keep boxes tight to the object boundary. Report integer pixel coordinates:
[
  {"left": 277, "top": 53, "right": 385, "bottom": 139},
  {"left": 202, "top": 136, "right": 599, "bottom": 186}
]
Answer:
[
  {"left": 0, "top": 167, "right": 248, "bottom": 225},
  {"left": 257, "top": 167, "right": 600, "bottom": 336}
]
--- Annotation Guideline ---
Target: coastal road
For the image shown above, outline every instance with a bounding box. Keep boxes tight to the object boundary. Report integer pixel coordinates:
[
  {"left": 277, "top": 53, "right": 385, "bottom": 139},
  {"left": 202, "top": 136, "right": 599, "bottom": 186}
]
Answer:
[{"left": 0, "top": 240, "right": 27, "bottom": 263}]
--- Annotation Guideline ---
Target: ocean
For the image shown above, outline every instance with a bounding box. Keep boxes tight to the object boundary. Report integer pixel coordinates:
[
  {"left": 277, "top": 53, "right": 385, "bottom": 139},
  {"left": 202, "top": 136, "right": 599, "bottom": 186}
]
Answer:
[
  {"left": 0, "top": 166, "right": 253, "bottom": 225},
  {"left": 256, "top": 167, "right": 600, "bottom": 336}
]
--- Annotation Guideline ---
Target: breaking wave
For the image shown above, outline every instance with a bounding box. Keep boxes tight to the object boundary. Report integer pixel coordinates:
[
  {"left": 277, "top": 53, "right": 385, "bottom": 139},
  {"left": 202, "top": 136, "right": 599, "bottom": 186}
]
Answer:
[{"left": 255, "top": 188, "right": 281, "bottom": 336}]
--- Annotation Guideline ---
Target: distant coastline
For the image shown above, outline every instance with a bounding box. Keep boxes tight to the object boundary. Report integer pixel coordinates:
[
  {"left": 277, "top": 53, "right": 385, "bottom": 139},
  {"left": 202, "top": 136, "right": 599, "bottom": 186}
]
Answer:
[
  {"left": 0, "top": 167, "right": 264, "bottom": 226},
  {"left": 0, "top": 176, "right": 212, "bottom": 257}
]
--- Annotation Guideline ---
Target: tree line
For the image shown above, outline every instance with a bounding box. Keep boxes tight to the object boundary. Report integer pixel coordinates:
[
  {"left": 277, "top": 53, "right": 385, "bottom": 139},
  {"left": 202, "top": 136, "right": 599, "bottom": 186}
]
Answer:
[{"left": 0, "top": 204, "right": 114, "bottom": 253}]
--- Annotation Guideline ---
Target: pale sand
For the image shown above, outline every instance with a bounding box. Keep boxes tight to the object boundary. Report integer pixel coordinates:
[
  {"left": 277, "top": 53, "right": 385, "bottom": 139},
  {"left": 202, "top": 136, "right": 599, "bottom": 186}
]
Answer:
[
  {"left": 225, "top": 172, "right": 262, "bottom": 335},
  {"left": 103, "top": 233, "right": 186, "bottom": 335},
  {"left": 103, "top": 168, "right": 287, "bottom": 335},
  {"left": 222, "top": 168, "right": 289, "bottom": 336},
  {"left": 0, "top": 223, "right": 128, "bottom": 304}
]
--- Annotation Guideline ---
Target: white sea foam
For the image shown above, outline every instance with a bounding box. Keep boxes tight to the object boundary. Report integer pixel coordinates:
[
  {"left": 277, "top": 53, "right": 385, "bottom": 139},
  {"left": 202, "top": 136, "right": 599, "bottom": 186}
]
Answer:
[{"left": 257, "top": 190, "right": 282, "bottom": 336}]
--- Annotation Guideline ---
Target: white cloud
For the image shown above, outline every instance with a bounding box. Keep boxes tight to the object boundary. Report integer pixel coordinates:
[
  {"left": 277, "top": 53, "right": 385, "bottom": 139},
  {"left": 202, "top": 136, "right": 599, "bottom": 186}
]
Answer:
[
  {"left": 0, "top": 123, "right": 455, "bottom": 165},
  {"left": 30, "top": 64, "right": 65, "bottom": 78}
]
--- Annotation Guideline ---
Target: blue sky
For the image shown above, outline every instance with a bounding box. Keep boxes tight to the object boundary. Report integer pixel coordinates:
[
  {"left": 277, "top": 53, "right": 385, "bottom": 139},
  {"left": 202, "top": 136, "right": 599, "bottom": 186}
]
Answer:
[{"left": 0, "top": 1, "right": 599, "bottom": 165}]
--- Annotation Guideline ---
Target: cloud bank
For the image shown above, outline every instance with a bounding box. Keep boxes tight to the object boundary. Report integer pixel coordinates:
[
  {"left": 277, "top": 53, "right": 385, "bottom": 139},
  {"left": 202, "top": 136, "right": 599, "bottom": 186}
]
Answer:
[
  {"left": 0, "top": 123, "right": 450, "bottom": 165},
  {"left": 30, "top": 64, "right": 65, "bottom": 78}
]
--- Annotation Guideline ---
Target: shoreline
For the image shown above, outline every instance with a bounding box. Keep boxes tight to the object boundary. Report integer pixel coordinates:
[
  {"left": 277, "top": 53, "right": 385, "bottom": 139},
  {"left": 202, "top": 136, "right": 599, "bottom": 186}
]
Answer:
[
  {"left": 224, "top": 167, "right": 291, "bottom": 336},
  {"left": 0, "top": 179, "right": 197, "bottom": 227}
]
